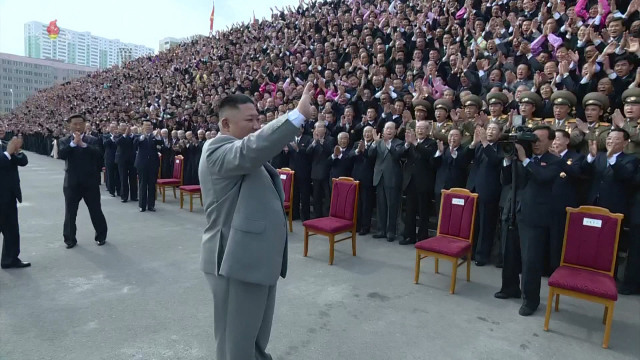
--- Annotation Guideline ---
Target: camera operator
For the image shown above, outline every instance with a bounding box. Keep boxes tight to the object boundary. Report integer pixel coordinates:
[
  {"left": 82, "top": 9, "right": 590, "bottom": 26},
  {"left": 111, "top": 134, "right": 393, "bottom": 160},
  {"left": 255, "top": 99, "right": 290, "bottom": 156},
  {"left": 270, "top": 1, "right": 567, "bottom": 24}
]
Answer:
[{"left": 496, "top": 125, "right": 562, "bottom": 317}]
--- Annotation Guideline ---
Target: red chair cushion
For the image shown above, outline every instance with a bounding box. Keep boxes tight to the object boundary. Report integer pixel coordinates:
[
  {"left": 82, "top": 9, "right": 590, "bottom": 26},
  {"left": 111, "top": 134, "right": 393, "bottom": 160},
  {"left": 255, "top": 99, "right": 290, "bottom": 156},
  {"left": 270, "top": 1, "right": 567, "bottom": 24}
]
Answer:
[
  {"left": 548, "top": 266, "right": 618, "bottom": 301},
  {"left": 329, "top": 180, "right": 357, "bottom": 221},
  {"left": 438, "top": 192, "right": 476, "bottom": 240},
  {"left": 179, "top": 185, "right": 201, "bottom": 192},
  {"left": 415, "top": 236, "right": 471, "bottom": 258},
  {"left": 284, "top": 201, "right": 290, "bottom": 210},
  {"left": 303, "top": 217, "right": 353, "bottom": 233},
  {"left": 157, "top": 178, "right": 181, "bottom": 185},
  {"left": 563, "top": 212, "right": 619, "bottom": 272},
  {"left": 278, "top": 171, "right": 293, "bottom": 203}
]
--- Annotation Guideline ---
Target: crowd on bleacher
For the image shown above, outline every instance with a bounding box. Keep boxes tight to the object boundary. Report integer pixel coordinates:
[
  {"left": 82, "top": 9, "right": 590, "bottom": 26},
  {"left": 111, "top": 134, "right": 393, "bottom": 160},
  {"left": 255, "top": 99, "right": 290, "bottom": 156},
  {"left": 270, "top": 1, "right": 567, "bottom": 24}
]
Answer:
[{"left": 2, "top": 0, "right": 640, "bottom": 305}]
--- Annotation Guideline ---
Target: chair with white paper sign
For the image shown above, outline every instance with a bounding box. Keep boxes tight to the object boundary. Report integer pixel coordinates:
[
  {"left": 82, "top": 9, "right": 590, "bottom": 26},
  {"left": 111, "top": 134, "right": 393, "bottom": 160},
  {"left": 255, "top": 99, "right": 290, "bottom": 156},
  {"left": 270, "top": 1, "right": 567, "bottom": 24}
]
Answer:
[
  {"left": 277, "top": 168, "right": 295, "bottom": 232},
  {"left": 543, "top": 206, "right": 624, "bottom": 349},
  {"left": 414, "top": 188, "right": 478, "bottom": 294}
]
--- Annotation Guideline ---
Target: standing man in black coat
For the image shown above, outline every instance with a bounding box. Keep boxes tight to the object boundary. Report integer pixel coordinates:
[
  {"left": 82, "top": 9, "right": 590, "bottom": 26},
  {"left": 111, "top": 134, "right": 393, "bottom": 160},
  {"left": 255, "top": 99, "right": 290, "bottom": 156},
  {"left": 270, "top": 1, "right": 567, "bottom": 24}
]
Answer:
[
  {"left": 469, "top": 123, "right": 505, "bottom": 266},
  {"left": 0, "top": 130, "right": 30, "bottom": 269},
  {"left": 287, "top": 127, "right": 312, "bottom": 221},
  {"left": 401, "top": 118, "right": 437, "bottom": 245},
  {"left": 496, "top": 125, "right": 562, "bottom": 317},
  {"left": 432, "top": 128, "right": 474, "bottom": 211},
  {"left": 328, "top": 132, "right": 354, "bottom": 180},
  {"left": 134, "top": 120, "right": 164, "bottom": 213},
  {"left": 114, "top": 123, "right": 138, "bottom": 203},
  {"left": 350, "top": 126, "right": 376, "bottom": 235},
  {"left": 58, "top": 114, "right": 108, "bottom": 249},
  {"left": 307, "top": 122, "right": 335, "bottom": 218},
  {"left": 102, "top": 122, "right": 120, "bottom": 197}
]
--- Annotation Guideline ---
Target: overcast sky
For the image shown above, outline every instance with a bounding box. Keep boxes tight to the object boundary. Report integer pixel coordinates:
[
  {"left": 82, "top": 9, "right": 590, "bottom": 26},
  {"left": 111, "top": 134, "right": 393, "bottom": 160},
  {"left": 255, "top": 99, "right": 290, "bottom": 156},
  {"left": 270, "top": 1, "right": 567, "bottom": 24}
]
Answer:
[{"left": 0, "top": 0, "right": 302, "bottom": 55}]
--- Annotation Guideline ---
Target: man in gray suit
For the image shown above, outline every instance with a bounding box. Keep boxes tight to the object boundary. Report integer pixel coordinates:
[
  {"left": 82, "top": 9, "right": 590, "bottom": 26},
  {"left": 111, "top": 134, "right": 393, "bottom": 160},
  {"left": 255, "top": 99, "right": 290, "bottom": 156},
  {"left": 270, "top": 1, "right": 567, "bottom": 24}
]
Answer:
[
  {"left": 368, "top": 121, "right": 404, "bottom": 242},
  {"left": 199, "top": 83, "right": 313, "bottom": 360}
]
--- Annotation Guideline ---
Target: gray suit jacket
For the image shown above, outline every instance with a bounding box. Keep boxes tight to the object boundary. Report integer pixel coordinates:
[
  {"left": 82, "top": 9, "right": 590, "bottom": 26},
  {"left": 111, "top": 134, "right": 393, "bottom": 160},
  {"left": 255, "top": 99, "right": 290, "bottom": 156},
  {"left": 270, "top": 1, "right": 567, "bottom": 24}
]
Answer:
[
  {"left": 199, "top": 115, "right": 300, "bottom": 286},
  {"left": 368, "top": 138, "right": 404, "bottom": 188}
]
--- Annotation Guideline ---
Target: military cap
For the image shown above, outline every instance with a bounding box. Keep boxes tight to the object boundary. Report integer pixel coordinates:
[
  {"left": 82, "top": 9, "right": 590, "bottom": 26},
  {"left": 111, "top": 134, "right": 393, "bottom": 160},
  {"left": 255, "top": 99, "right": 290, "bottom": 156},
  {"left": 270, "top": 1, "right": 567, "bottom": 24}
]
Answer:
[
  {"left": 486, "top": 92, "right": 509, "bottom": 106},
  {"left": 622, "top": 88, "right": 640, "bottom": 105},
  {"left": 519, "top": 91, "right": 542, "bottom": 109},
  {"left": 413, "top": 99, "right": 431, "bottom": 112},
  {"left": 582, "top": 92, "right": 609, "bottom": 110},
  {"left": 434, "top": 99, "right": 453, "bottom": 112},
  {"left": 550, "top": 90, "right": 577, "bottom": 108},
  {"left": 462, "top": 95, "right": 482, "bottom": 108}
]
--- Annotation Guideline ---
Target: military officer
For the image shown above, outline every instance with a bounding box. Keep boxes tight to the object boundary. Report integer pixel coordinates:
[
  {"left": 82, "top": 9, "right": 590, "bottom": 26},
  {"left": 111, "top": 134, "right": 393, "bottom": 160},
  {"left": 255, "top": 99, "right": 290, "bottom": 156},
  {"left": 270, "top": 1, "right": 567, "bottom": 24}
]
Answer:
[
  {"left": 432, "top": 99, "right": 454, "bottom": 143},
  {"left": 546, "top": 90, "right": 577, "bottom": 131},
  {"left": 618, "top": 89, "right": 640, "bottom": 157},
  {"left": 458, "top": 95, "right": 481, "bottom": 146},
  {"left": 572, "top": 92, "right": 611, "bottom": 153},
  {"left": 518, "top": 91, "right": 543, "bottom": 127},
  {"left": 399, "top": 100, "right": 430, "bottom": 140},
  {"left": 487, "top": 92, "right": 510, "bottom": 129}
]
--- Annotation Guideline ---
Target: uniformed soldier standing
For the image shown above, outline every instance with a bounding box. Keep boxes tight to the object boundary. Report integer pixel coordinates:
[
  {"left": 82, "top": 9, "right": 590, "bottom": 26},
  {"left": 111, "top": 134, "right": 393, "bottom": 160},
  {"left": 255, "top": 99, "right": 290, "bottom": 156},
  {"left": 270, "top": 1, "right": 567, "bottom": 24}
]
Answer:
[
  {"left": 458, "top": 95, "right": 481, "bottom": 146},
  {"left": 546, "top": 90, "right": 577, "bottom": 131},
  {"left": 518, "top": 91, "right": 543, "bottom": 127},
  {"left": 432, "top": 99, "right": 453, "bottom": 143},
  {"left": 618, "top": 89, "right": 640, "bottom": 157},
  {"left": 572, "top": 92, "right": 611, "bottom": 153},
  {"left": 486, "top": 92, "right": 510, "bottom": 130}
]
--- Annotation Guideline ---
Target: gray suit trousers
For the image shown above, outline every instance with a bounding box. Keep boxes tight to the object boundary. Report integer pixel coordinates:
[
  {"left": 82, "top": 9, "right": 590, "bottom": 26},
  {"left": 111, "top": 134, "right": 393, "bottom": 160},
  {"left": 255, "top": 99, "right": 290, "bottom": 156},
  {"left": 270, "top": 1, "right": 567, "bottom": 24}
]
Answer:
[{"left": 206, "top": 274, "right": 277, "bottom": 360}]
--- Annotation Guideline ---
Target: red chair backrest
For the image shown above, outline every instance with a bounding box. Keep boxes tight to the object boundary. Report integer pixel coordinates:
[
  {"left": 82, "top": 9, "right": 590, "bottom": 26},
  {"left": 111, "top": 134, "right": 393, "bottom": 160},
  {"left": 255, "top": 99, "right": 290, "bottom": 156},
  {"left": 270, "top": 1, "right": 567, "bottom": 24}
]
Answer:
[
  {"left": 437, "top": 190, "right": 476, "bottom": 241},
  {"left": 563, "top": 210, "right": 621, "bottom": 273},
  {"left": 278, "top": 170, "right": 294, "bottom": 203},
  {"left": 329, "top": 178, "right": 358, "bottom": 221},
  {"left": 173, "top": 156, "right": 183, "bottom": 180}
]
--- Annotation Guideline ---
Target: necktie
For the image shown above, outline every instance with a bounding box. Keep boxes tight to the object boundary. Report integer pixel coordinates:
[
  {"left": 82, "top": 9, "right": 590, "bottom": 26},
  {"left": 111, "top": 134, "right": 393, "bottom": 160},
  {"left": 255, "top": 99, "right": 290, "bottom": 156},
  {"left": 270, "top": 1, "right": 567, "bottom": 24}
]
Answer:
[{"left": 533, "top": 156, "right": 541, "bottom": 164}]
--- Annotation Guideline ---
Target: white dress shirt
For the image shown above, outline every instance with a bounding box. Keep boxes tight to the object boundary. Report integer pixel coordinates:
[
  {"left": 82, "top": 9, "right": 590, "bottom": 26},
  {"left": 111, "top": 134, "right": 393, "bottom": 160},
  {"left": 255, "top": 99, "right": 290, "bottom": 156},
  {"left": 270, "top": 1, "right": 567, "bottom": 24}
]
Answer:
[{"left": 587, "top": 151, "right": 621, "bottom": 165}]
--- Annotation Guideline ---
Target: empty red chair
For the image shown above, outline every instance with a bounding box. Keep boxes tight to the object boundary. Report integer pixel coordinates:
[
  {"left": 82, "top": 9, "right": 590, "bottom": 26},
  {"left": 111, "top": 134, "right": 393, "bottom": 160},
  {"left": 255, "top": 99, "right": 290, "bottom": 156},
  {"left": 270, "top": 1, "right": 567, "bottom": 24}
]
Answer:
[
  {"left": 179, "top": 185, "right": 203, "bottom": 212},
  {"left": 414, "top": 188, "right": 478, "bottom": 294},
  {"left": 303, "top": 177, "right": 359, "bottom": 265},
  {"left": 543, "top": 206, "right": 624, "bottom": 349},
  {"left": 156, "top": 155, "right": 184, "bottom": 202},
  {"left": 277, "top": 168, "right": 295, "bottom": 232}
]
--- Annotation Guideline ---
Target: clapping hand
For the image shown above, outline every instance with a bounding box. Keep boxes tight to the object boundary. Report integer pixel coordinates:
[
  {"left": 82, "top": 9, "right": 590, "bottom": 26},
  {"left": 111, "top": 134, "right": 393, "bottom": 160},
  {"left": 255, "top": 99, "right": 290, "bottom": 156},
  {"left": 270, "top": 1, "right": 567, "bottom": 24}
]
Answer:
[
  {"left": 589, "top": 140, "right": 598, "bottom": 158},
  {"left": 333, "top": 145, "right": 341, "bottom": 157},
  {"left": 373, "top": 129, "right": 381, "bottom": 142},
  {"left": 6, "top": 137, "right": 22, "bottom": 155},
  {"left": 73, "top": 132, "right": 83, "bottom": 146},
  {"left": 357, "top": 140, "right": 365, "bottom": 153},
  {"left": 437, "top": 140, "right": 444, "bottom": 153}
]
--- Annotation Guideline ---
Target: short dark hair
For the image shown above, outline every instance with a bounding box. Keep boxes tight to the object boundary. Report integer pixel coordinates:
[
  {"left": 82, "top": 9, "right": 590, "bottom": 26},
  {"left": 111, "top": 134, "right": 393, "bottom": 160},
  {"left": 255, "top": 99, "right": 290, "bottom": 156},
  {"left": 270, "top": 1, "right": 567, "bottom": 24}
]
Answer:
[
  {"left": 531, "top": 125, "right": 555, "bottom": 140},
  {"left": 219, "top": 94, "right": 255, "bottom": 118},
  {"left": 555, "top": 129, "right": 570, "bottom": 140},
  {"left": 611, "top": 128, "right": 630, "bottom": 141},
  {"left": 67, "top": 113, "right": 86, "bottom": 123}
]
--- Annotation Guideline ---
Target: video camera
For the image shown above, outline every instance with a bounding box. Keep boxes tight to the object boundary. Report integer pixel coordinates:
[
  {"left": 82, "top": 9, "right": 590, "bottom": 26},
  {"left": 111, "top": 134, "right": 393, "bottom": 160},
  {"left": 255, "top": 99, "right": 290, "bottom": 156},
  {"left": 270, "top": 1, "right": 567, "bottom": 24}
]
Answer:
[{"left": 497, "top": 126, "right": 539, "bottom": 157}]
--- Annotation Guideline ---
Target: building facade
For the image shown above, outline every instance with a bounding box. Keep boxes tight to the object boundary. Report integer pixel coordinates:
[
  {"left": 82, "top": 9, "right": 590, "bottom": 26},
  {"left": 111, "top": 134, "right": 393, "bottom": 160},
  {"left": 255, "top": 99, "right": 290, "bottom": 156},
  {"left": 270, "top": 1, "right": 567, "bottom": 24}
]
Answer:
[
  {"left": 0, "top": 53, "right": 96, "bottom": 114},
  {"left": 159, "top": 37, "right": 184, "bottom": 52},
  {"left": 24, "top": 21, "right": 155, "bottom": 69}
]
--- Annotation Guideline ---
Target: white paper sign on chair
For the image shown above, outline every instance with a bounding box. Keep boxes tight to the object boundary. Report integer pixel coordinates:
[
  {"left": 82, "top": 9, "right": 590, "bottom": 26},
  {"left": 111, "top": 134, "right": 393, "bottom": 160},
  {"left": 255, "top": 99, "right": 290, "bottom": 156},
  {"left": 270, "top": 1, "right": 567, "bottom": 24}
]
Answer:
[
  {"left": 452, "top": 198, "right": 465, "bottom": 206},
  {"left": 280, "top": 174, "right": 287, "bottom": 180},
  {"left": 583, "top": 218, "right": 602, "bottom": 228}
]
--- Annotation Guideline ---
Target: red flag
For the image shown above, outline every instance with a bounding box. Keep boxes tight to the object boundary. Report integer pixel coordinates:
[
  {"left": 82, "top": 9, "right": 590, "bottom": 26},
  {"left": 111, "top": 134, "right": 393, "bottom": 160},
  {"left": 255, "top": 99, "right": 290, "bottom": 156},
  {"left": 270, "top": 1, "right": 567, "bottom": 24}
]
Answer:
[{"left": 209, "top": 0, "right": 215, "bottom": 32}]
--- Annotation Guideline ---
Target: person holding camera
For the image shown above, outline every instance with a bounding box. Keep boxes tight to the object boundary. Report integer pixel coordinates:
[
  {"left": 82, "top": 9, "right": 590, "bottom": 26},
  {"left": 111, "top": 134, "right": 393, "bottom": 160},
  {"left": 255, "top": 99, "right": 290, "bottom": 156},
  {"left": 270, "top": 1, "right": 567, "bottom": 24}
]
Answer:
[{"left": 496, "top": 125, "right": 562, "bottom": 317}]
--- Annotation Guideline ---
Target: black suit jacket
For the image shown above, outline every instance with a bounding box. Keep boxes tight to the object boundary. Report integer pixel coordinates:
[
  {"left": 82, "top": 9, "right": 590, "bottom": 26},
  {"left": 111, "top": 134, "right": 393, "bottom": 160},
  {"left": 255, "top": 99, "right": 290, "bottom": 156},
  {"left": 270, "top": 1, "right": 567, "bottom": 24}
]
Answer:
[
  {"left": 468, "top": 143, "right": 504, "bottom": 203},
  {"left": 134, "top": 134, "right": 163, "bottom": 170},
  {"left": 114, "top": 134, "right": 135, "bottom": 165},
  {"left": 270, "top": 150, "right": 290, "bottom": 169},
  {"left": 581, "top": 152, "right": 637, "bottom": 216},
  {"left": 287, "top": 135, "right": 312, "bottom": 179},
  {"left": 551, "top": 150, "right": 585, "bottom": 213},
  {"left": 58, "top": 135, "right": 103, "bottom": 188},
  {"left": 0, "top": 145, "right": 28, "bottom": 204},
  {"left": 306, "top": 136, "right": 335, "bottom": 180},
  {"left": 103, "top": 134, "right": 117, "bottom": 164},
  {"left": 433, "top": 145, "right": 474, "bottom": 197},
  {"left": 402, "top": 138, "right": 437, "bottom": 192},
  {"left": 350, "top": 142, "right": 375, "bottom": 186},
  {"left": 329, "top": 147, "right": 354, "bottom": 180}
]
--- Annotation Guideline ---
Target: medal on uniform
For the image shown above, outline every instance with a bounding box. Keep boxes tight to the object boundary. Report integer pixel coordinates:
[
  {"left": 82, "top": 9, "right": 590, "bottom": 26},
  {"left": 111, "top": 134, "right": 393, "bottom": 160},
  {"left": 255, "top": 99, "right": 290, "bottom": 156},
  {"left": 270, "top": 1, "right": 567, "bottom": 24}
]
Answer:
[{"left": 567, "top": 158, "right": 572, "bottom": 165}]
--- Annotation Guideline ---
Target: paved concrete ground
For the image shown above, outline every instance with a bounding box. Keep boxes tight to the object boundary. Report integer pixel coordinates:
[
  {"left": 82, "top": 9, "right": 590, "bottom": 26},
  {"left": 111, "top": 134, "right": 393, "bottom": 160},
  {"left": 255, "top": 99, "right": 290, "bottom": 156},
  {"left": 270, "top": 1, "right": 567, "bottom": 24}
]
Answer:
[{"left": 1, "top": 153, "right": 639, "bottom": 360}]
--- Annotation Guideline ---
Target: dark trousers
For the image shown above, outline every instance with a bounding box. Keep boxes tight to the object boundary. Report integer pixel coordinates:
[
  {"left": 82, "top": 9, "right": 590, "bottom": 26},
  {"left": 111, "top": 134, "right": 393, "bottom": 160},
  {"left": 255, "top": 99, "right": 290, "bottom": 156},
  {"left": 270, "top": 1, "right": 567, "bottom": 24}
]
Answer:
[
  {"left": 623, "top": 224, "right": 640, "bottom": 289},
  {"left": 357, "top": 184, "right": 375, "bottom": 232},
  {"left": 293, "top": 178, "right": 311, "bottom": 221},
  {"left": 473, "top": 199, "right": 500, "bottom": 264},
  {"left": 63, "top": 184, "right": 108, "bottom": 245},
  {"left": 547, "top": 213, "right": 567, "bottom": 275},
  {"left": 376, "top": 183, "right": 400, "bottom": 238},
  {"left": 500, "top": 220, "right": 522, "bottom": 294},
  {"left": 505, "top": 221, "right": 548, "bottom": 308},
  {"left": 0, "top": 199, "right": 20, "bottom": 265},
  {"left": 138, "top": 165, "right": 158, "bottom": 210},
  {"left": 403, "top": 181, "right": 431, "bottom": 242},
  {"left": 105, "top": 162, "right": 120, "bottom": 196},
  {"left": 118, "top": 161, "right": 138, "bottom": 201},
  {"left": 312, "top": 178, "right": 330, "bottom": 218}
]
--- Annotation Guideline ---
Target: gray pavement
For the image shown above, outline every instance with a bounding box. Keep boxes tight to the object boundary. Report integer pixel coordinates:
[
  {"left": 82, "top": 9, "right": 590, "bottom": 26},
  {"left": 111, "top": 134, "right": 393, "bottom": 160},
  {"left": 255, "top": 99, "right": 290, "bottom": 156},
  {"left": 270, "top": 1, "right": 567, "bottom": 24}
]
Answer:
[{"left": 1, "top": 152, "right": 639, "bottom": 360}]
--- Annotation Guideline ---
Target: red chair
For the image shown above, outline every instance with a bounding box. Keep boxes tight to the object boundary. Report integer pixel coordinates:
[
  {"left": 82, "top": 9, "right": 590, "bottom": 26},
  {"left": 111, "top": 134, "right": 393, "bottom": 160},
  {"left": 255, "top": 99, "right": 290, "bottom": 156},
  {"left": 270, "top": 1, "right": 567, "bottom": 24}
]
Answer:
[
  {"left": 156, "top": 155, "right": 184, "bottom": 202},
  {"left": 278, "top": 168, "right": 295, "bottom": 232},
  {"left": 543, "top": 206, "right": 624, "bottom": 349},
  {"left": 302, "top": 177, "right": 359, "bottom": 265},
  {"left": 179, "top": 185, "right": 202, "bottom": 212},
  {"left": 414, "top": 188, "right": 478, "bottom": 294}
]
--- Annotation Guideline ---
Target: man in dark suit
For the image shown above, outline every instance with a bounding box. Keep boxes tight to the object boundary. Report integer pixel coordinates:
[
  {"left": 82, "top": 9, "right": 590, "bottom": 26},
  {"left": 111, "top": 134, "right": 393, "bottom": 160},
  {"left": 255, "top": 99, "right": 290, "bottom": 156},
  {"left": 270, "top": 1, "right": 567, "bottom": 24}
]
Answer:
[
  {"left": 102, "top": 122, "right": 120, "bottom": 197},
  {"left": 328, "top": 132, "right": 354, "bottom": 180},
  {"left": 0, "top": 132, "right": 30, "bottom": 269},
  {"left": 57, "top": 114, "right": 108, "bottom": 248},
  {"left": 621, "top": 166, "right": 640, "bottom": 295},
  {"left": 134, "top": 120, "right": 164, "bottom": 212},
  {"left": 469, "top": 123, "right": 504, "bottom": 266},
  {"left": 306, "top": 122, "right": 335, "bottom": 218},
  {"left": 350, "top": 126, "right": 376, "bottom": 235},
  {"left": 433, "top": 128, "right": 474, "bottom": 210},
  {"left": 114, "top": 123, "right": 138, "bottom": 203},
  {"left": 496, "top": 125, "right": 562, "bottom": 316},
  {"left": 287, "top": 127, "right": 312, "bottom": 221},
  {"left": 369, "top": 121, "right": 404, "bottom": 242},
  {"left": 548, "top": 129, "right": 585, "bottom": 274},
  {"left": 401, "top": 119, "right": 437, "bottom": 245}
]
